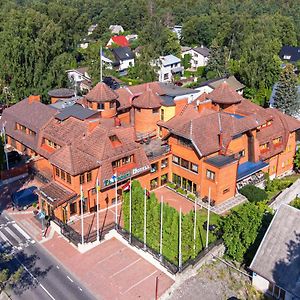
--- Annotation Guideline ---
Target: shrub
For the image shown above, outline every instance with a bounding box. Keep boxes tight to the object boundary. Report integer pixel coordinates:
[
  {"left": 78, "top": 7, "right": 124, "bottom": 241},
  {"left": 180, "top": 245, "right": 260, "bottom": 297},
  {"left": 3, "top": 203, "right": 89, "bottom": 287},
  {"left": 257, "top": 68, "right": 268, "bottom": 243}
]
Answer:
[
  {"left": 187, "top": 193, "right": 196, "bottom": 201},
  {"left": 167, "top": 182, "right": 176, "bottom": 189},
  {"left": 177, "top": 187, "right": 187, "bottom": 195},
  {"left": 239, "top": 185, "right": 268, "bottom": 203}
]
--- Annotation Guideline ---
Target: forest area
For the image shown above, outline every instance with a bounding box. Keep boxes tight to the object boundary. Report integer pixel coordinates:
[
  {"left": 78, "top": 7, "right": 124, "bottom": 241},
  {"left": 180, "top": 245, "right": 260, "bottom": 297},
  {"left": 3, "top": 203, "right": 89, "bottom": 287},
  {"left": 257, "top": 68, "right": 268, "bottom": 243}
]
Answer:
[{"left": 0, "top": 0, "right": 299, "bottom": 103}]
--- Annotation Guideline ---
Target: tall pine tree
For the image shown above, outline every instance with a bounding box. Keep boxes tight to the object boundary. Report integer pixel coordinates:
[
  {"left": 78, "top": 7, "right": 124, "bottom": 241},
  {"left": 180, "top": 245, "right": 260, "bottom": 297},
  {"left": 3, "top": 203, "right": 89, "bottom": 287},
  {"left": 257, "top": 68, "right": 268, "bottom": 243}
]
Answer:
[{"left": 273, "top": 64, "right": 299, "bottom": 116}]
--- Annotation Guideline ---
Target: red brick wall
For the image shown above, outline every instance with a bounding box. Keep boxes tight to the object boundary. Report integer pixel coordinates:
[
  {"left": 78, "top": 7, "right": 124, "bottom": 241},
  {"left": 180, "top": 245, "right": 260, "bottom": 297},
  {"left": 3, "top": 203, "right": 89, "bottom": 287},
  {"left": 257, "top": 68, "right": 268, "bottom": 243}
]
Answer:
[{"left": 134, "top": 108, "right": 160, "bottom": 134}]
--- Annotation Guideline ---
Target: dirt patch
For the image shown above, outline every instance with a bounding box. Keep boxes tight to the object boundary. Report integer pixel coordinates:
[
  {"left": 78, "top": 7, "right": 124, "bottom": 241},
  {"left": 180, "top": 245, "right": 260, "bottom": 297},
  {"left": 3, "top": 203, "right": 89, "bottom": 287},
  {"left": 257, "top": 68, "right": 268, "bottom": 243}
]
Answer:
[{"left": 169, "top": 260, "right": 265, "bottom": 300}]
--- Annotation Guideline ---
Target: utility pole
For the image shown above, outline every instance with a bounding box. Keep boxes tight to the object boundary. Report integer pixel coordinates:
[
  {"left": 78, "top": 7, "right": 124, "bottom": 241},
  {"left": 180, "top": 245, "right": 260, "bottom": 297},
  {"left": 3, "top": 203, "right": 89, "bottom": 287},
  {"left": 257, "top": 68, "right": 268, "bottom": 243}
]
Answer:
[
  {"left": 115, "top": 172, "right": 118, "bottom": 228},
  {"left": 193, "top": 197, "right": 197, "bottom": 257},
  {"left": 100, "top": 45, "right": 103, "bottom": 82},
  {"left": 143, "top": 188, "right": 147, "bottom": 250},
  {"left": 205, "top": 187, "right": 211, "bottom": 249},
  {"left": 129, "top": 177, "right": 132, "bottom": 243},
  {"left": 96, "top": 178, "right": 100, "bottom": 242},
  {"left": 2, "top": 123, "right": 9, "bottom": 171},
  {"left": 80, "top": 185, "right": 85, "bottom": 245},
  {"left": 179, "top": 207, "right": 182, "bottom": 271},
  {"left": 159, "top": 196, "right": 163, "bottom": 261}
]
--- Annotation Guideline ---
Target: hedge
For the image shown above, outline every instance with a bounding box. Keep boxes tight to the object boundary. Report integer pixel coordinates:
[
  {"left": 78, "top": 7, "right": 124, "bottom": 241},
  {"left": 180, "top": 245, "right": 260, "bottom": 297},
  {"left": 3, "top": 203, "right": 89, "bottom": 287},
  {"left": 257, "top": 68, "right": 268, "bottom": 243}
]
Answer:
[{"left": 239, "top": 184, "right": 268, "bottom": 203}]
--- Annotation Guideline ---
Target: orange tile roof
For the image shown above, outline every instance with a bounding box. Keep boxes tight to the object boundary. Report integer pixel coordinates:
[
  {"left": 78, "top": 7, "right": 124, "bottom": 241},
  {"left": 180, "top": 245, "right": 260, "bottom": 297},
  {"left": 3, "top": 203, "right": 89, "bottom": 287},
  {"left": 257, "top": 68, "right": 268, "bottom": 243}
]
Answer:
[
  {"left": 133, "top": 90, "right": 162, "bottom": 109},
  {"left": 208, "top": 82, "right": 243, "bottom": 104},
  {"left": 85, "top": 82, "right": 118, "bottom": 102}
]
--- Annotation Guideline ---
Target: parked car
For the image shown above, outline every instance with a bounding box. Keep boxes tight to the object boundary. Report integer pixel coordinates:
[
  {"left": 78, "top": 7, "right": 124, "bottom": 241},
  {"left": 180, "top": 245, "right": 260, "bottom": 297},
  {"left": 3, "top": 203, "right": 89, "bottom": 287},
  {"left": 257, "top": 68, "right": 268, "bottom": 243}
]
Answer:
[
  {"left": 12, "top": 186, "right": 38, "bottom": 210},
  {"left": 7, "top": 151, "right": 22, "bottom": 164},
  {"left": 103, "top": 76, "right": 120, "bottom": 90}
]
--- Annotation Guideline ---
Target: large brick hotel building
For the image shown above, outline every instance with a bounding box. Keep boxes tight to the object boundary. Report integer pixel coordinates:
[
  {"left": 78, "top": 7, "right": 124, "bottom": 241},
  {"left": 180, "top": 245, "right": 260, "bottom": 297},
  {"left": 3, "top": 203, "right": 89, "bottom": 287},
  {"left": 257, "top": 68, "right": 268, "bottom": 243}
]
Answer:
[{"left": 2, "top": 81, "right": 299, "bottom": 221}]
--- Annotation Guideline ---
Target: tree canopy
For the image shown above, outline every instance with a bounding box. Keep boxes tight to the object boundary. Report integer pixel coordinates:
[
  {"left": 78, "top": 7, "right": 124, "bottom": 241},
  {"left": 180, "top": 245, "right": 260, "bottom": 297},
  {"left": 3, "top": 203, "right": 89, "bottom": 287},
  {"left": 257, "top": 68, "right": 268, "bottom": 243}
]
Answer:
[{"left": 0, "top": 0, "right": 299, "bottom": 103}]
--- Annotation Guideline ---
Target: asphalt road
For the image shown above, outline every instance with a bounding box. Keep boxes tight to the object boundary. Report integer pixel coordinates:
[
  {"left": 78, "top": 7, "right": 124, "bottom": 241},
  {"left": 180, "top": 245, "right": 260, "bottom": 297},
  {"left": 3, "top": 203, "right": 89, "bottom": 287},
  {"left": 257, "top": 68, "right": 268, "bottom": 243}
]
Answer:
[{"left": 0, "top": 212, "right": 97, "bottom": 300}]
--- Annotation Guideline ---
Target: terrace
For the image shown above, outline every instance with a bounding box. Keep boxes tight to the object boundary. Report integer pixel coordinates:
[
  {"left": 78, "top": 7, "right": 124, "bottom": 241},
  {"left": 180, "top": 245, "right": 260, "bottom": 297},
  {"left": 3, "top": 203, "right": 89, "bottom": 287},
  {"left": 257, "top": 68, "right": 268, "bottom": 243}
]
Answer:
[{"left": 142, "top": 138, "right": 170, "bottom": 160}]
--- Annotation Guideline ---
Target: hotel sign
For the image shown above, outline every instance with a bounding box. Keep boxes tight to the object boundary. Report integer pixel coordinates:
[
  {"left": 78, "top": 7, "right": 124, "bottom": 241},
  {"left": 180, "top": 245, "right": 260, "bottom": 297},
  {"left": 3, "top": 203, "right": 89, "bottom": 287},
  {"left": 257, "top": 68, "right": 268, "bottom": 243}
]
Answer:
[{"left": 103, "top": 165, "right": 150, "bottom": 187}]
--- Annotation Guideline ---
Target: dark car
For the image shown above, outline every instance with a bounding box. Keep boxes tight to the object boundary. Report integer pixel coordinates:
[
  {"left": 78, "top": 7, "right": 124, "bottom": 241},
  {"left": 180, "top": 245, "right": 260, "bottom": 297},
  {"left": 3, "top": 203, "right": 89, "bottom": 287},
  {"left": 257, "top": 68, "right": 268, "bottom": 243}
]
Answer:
[
  {"left": 103, "top": 76, "right": 120, "bottom": 90},
  {"left": 7, "top": 151, "right": 22, "bottom": 164},
  {"left": 12, "top": 186, "right": 38, "bottom": 210}
]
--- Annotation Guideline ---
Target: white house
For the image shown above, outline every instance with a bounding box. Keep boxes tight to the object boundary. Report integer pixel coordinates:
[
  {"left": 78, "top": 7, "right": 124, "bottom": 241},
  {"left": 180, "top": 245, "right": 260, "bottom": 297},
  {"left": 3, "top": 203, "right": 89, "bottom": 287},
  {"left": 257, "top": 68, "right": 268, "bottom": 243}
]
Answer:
[
  {"left": 109, "top": 25, "right": 124, "bottom": 35},
  {"left": 171, "top": 25, "right": 182, "bottom": 40},
  {"left": 111, "top": 47, "right": 135, "bottom": 74},
  {"left": 250, "top": 204, "right": 300, "bottom": 300},
  {"left": 66, "top": 67, "right": 92, "bottom": 91},
  {"left": 88, "top": 24, "right": 98, "bottom": 35},
  {"left": 181, "top": 45, "right": 210, "bottom": 69},
  {"left": 156, "top": 55, "right": 183, "bottom": 83}
]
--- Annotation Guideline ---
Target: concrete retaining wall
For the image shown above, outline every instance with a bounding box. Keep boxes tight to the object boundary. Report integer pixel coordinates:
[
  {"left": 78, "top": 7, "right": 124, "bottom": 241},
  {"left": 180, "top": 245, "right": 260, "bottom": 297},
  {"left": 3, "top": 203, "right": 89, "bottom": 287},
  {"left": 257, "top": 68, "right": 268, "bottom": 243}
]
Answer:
[{"left": 270, "top": 179, "right": 300, "bottom": 210}]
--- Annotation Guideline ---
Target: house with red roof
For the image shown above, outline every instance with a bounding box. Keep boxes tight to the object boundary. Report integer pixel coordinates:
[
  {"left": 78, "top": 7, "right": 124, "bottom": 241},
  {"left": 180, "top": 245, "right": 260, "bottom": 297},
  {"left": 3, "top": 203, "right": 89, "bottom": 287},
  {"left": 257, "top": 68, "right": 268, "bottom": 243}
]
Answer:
[{"left": 106, "top": 35, "right": 129, "bottom": 48}]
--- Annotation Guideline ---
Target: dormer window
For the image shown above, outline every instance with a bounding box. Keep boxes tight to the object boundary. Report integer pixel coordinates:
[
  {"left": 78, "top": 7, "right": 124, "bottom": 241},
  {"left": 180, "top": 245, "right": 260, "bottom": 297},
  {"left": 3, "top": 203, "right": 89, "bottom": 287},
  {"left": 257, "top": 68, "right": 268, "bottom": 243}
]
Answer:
[
  {"left": 97, "top": 103, "right": 104, "bottom": 110},
  {"left": 109, "top": 135, "right": 121, "bottom": 147},
  {"left": 273, "top": 137, "right": 282, "bottom": 145}
]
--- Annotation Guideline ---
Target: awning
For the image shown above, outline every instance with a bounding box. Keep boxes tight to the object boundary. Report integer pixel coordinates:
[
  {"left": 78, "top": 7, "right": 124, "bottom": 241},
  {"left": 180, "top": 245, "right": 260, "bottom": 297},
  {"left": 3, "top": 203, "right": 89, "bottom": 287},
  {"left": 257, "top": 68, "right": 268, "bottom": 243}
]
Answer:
[
  {"left": 38, "top": 181, "right": 77, "bottom": 207},
  {"left": 237, "top": 161, "right": 269, "bottom": 181},
  {"left": 171, "top": 66, "right": 184, "bottom": 73}
]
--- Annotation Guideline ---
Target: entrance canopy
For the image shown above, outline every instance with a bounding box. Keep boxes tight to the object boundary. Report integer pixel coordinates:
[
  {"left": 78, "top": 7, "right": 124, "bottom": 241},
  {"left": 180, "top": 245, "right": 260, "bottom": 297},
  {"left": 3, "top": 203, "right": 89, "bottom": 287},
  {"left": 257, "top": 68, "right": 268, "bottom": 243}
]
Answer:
[
  {"left": 237, "top": 161, "right": 269, "bottom": 181},
  {"left": 38, "top": 181, "right": 77, "bottom": 208}
]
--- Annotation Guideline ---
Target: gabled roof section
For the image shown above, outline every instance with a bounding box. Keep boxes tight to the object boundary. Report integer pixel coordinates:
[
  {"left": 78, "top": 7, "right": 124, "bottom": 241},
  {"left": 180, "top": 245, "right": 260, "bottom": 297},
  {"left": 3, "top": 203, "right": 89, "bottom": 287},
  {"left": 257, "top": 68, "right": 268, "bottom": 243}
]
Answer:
[
  {"left": 111, "top": 35, "right": 129, "bottom": 47},
  {"left": 112, "top": 47, "right": 135, "bottom": 61},
  {"left": 208, "top": 82, "right": 243, "bottom": 105},
  {"left": 250, "top": 204, "right": 300, "bottom": 297},
  {"left": 133, "top": 90, "right": 162, "bottom": 109},
  {"left": 279, "top": 45, "right": 300, "bottom": 62},
  {"left": 85, "top": 82, "right": 118, "bottom": 102},
  {"left": 160, "top": 55, "right": 181, "bottom": 66},
  {"left": 2, "top": 98, "right": 57, "bottom": 133},
  {"left": 50, "top": 144, "right": 99, "bottom": 175},
  {"left": 55, "top": 105, "right": 99, "bottom": 121},
  {"left": 193, "top": 46, "right": 210, "bottom": 57}
]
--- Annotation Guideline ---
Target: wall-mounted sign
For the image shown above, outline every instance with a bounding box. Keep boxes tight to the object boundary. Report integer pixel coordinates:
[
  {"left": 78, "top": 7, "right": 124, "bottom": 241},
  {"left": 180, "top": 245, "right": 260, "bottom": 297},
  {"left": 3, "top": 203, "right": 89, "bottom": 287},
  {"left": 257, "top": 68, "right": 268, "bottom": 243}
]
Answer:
[{"left": 103, "top": 165, "right": 150, "bottom": 187}]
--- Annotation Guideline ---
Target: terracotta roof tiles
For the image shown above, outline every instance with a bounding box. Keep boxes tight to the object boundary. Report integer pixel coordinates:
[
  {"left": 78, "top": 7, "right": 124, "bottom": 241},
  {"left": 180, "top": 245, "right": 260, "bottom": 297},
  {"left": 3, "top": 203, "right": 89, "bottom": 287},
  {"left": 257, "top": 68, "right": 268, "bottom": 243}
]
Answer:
[
  {"left": 85, "top": 82, "right": 118, "bottom": 102},
  {"left": 208, "top": 82, "right": 243, "bottom": 104},
  {"left": 133, "top": 89, "right": 162, "bottom": 109}
]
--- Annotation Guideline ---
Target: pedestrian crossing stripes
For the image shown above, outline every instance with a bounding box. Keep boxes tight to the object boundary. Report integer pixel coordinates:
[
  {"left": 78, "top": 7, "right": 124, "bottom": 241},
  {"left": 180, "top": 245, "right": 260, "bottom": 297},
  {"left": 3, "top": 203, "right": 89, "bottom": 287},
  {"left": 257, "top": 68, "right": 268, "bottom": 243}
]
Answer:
[{"left": 0, "top": 219, "right": 33, "bottom": 254}]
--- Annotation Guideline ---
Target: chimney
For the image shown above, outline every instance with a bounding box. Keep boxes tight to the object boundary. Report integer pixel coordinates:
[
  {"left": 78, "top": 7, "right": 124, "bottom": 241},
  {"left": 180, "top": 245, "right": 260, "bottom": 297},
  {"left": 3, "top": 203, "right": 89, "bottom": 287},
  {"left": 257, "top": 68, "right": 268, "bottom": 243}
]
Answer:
[
  {"left": 114, "top": 117, "right": 121, "bottom": 127},
  {"left": 28, "top": 95, "right": 41, "bottom": 104}
]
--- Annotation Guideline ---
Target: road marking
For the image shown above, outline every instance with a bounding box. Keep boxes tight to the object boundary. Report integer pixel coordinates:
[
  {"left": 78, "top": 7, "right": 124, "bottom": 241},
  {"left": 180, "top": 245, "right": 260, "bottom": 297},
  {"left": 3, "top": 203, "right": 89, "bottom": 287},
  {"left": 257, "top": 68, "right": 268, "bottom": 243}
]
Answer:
[
  {"left": 110, "top": 258, "right": 141, "bottom": 278},
  {"left": 78, "top": 287, "right": 83, "bottom": 291},
  {"left": 67, "top": 276, "right": 73, "bottom": 283},
  {"left": 56, "top": 265, "right": 60, "bottom": 269},
  {"left": 5, "top": 216, "right": 9, "bottom": 221},
  {"left": 12, "top": 223, "right": 31, "bottom": 240},
  {"left": 5, "top": 227, "right": 22, "bottom": 243},
  {"left": 39, "top": 284, "right": 56, "bottom": 300},
  {"left": 0, "top": 231, "right": 10, "bottom": 243},
  {"left": 97, "top": 247, "right": 127, "bottom": 264},
  {"left": 121, "top": 270, "right": 157, "bottom": 294}
]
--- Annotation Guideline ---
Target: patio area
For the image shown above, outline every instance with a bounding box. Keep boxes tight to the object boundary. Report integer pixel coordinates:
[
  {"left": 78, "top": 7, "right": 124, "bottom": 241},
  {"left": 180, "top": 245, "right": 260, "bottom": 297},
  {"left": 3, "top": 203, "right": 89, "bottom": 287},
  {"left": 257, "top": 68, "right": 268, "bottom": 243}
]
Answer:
[{"left": 154, "top": 186, "right": 197, "bottom": 214}]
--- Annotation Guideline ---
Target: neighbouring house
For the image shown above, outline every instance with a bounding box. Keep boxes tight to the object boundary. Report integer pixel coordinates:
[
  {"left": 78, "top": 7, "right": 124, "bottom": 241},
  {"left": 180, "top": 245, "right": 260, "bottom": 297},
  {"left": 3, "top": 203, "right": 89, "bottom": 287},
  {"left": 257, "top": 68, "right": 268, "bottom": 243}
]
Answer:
[
  {"left": 106, "top": 35, "right": 129, "bottom": 48},
  {"left": 181, "top": 45, "right": 210, "bottom": 69},
  {"left": 171, "top": 25, "right": 182, "bottom": 40},
  {"left": 250, "top": 204, "right": 300, "bottom": 300},
  {"left": 48, "top": 88, "right": 75, "bottom": 104},
  {"left": 66, "top": 67, "right": 92, "bottom": 92},
  {"left": 88, "top": 24, "right": 98, "bottom": 36},
  {"left": 109, "top": 25, "right": 124, "bottom": 35},
  {"left": 111, "top": 47, "right": 135, "bottom": 74},
  {"left": 279, "top": 45, "right": 300, "bottom": 63},
  {"left": 156, "top": 55, "right": 184, "bottom": 83},
  {"left": 126, "top": 34, "right": 138, "bottom": 43},
  {"left": 195, "top": 76, "right": 245, "bottom": 95},
  {"left": 1, "top": 81, "right": 299, "bottom": 223}
]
